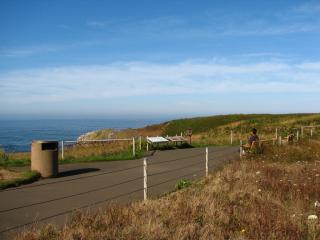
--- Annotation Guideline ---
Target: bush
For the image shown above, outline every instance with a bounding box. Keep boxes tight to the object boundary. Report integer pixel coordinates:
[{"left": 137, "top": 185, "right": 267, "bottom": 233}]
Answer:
[
  {"left": 0, "top": 149, "right": 9, "bottom": 167},
  {"left": 175, "top": 179, "right": 192, "bottom": 190}
]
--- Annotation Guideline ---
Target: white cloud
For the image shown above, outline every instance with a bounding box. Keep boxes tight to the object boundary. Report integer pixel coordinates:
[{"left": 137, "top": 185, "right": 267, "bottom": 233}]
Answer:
[
  {"left": 1, "top": 59, "right": 320, "bottom": 104},
  {"left": 86, "top": 21, "right": 108, "bottom": 28},
  {"left": 293, "top": 2, "right": 320, "bottom": 14},
  {"left": 0, "top": 40, "right": 105, "bottom": 58},
  {"left": 0, "top": 45, "right": 59, "bottom": 57}
]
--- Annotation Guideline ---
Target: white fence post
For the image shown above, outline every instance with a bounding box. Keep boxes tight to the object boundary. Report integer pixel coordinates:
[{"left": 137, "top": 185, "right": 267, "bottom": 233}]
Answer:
[
  {"left": 230, "top": 131, "right": 233, "bottom": 145},
  {"left": 146, "top": 136, "right": 149, "bottom": 151},
  {"left": 132, "top": 137, "right": 135, "bottom": 157},
  {"left": 301, "top": 127, "right": 304, "bottom": 138},
  {"left": 297, "top": 131, "right": 299, "bottom": 141},
  {"left": 279, "top": 136, "right": 282, "bottom": 145},
  {"left": 205, "top": 147, "right": 208, "bottom": 177},
  {"left": 61, "top": 140, "right": 64, "bottom": 160},
  {"left": 311, "top": 129, "right": 313, "bottom": 137},
  {"left": 240, "top": 140, "right": 243, "bottom": 158},
  {"left": 143, "top": 157, "right": 147, "bottom": 201},
  {"left": 275, "top": 128, "right": 278, "bottom": 140},
  {"left": 139, "top": 136, "right": 142, "bottom": 150}
]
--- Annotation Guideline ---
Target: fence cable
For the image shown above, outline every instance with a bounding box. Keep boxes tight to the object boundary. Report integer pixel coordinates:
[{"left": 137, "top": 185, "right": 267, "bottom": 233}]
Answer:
[
  {"left": 0, "top": 146, "right": 239, "bottom": 234},
  {"left": 148, "top": 169, "right": 204, "bottom": 189},
  {"left": 0, "top": 176, "right": 143, "bottom": 214},
  {"left": 0, "top": 187, "right": 144, "bottom": 234},
  {"left": 0, "top": 164, "right": 142, "bottom": 192},
  {"left": 148, "top": 161, "right": 203, "bottom": 177},
  {"left": 148, "top": 152, "right": 204, "bottom": 166}
]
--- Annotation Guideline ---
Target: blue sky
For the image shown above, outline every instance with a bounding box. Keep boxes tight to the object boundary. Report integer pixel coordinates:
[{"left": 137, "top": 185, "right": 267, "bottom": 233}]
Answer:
[{"left": 1, "top": 0, "right": 320, "bottom": 119}]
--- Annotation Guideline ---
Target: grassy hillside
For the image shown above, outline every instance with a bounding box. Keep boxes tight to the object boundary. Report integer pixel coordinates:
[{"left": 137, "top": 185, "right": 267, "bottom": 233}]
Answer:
[
  {"left": 79, "top": 113, "right": 320, "bottom": 140},
  {"left": 164, "top": 113, "right": 320, "bottom": 135},
  {"left": 16, "top": 140, "right": 320, "bottom": 239},
  {"left": 164, "top": 113, "right": 320, "bottom": 147}
]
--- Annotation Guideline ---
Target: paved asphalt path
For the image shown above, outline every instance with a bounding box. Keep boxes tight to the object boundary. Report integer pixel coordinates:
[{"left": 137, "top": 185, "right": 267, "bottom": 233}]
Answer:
[{"left": 0, "top": 146, "right": 238, "bottom": 239}]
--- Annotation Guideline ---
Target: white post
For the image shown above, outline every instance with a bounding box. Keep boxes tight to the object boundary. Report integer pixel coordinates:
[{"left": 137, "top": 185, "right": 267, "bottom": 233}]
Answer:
[
  {"left": 297, "top": 131, "right": 299, "bottom": 141},
  {"left": 61, "top": 140, "right": 64, "bottom": 160},
  {"left": 139, "top": 136, "right": 142, "bottom": 150},
  {"left": 275, "top": 128, "right": 278, "bottom": 140},
  {"left": 143, "top": 158, "right": 147, "bottom": 201},
  {"left": 205, "top": 147, "right": 208, "bottom": 177},
  {"left": 240, "top": 140, "right": 243, "bottom": 158},
  {"left": 230, "top": 131, "right": 233, "bottom": 145},
  {"left": 301, "top": 127, "right": 304, "bottom": 138},
  {"left": 146, "top": 136, "right": 149, "bottom": 152},
  {"left": 311, "top": 129, "right": 313, "bottom": 137},
  {"left": 180, "top": 131, "right": 183, "bottom": 137},
  {"left": 279, "top": 136, "right": 282, "bottom": 145},
  {"left": 132, "top": 137, "right": 135, "bottom": 157}
]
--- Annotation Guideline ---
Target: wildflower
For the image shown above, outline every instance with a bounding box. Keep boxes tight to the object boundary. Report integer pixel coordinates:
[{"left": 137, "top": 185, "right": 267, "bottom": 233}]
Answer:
[
  {"left": 240, "top": 229, "right": 246, "bottom": 234},
  {"left": 315, "top": 201, "right": 320, "bottom": 208},
  {"left": 258, "top": 189, "right": 262, "bottom": 192},
  {"left": 256, "top": 171, "right": 261, "bottom": 175},
  {"left": 308, "top": 215, "right": 318, "bottom": 220}
]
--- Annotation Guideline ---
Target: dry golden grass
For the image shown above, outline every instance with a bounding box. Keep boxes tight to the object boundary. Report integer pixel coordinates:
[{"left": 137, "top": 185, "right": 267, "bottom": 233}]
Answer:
[
  {"left": 7, "top": 152, "right": 30, "bottom": 161},
  {"left": 63, "top": 141, "right": 132, "bottom": 159},
  {"left": 80, "top": 123, "right": 166, "bottom": 141},
  {"left": 0, "top": 169, "right": 22, "bottom": 180},
  {"left": 16, "top": 141, "right": 320, "bottom": 240}
]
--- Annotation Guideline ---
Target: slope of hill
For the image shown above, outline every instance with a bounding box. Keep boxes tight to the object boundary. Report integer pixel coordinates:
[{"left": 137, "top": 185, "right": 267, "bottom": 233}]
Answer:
[
  {"left": 163, "top": 113, "right": 320, "bottom": 135},
  {"left": 80, "top": 113, "right": 320, "bottom": 146}
]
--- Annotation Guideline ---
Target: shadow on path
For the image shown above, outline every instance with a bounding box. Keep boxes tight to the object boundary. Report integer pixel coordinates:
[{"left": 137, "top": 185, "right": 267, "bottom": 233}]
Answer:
[{"left": 58, "top": 168, "right": 100, "bottom": 178}]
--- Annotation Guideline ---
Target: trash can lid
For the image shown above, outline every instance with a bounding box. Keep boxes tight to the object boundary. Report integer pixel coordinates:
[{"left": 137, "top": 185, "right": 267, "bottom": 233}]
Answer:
[{"left": 32, "top": 140, "right": 58, "bottom": 144}]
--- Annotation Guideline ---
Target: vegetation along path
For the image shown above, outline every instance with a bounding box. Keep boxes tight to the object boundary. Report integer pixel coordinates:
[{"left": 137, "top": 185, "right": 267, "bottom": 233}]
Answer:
[{"left": 0, "top": 146, "right": 238, "bottom": 239}]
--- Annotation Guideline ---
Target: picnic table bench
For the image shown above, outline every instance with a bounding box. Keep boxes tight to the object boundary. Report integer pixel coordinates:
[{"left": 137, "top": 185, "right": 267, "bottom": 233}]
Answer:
[{"left": 242, "top": 140, "right": 264, "bottom": 154}]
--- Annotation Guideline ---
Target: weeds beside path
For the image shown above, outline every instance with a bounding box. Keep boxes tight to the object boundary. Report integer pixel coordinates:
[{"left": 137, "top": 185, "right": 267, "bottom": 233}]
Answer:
[{"left": 0, "top": 170, "right": 40, "bottom": 190}]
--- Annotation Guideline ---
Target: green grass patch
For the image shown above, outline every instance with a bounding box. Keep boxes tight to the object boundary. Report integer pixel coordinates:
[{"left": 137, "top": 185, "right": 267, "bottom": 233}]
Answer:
[
  {"left": 0, "top": 170, "right": 40, "bottom": 190},
  {"left": 1, "top": 158, "right": 30, "bottom": 168},
  {"left": 61, "top": 150, "right": 145, "bottom": 164},
  {"left": 4, "top": 150, "right": 146, "bottom": 167},
  {"left": 175, "top": 179, "right": 192, "bottom": 190}
]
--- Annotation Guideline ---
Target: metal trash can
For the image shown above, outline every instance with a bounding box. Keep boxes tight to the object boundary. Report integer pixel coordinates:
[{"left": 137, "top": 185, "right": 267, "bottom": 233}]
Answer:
[{"left": 31, "top": 140, "right": 59, "bottom": 178}]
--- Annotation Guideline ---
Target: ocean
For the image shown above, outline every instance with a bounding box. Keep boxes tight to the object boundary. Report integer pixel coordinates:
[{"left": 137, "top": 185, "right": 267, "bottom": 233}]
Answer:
[{"left": 0, "top": 119, "right": 164, "bottom": 153}]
